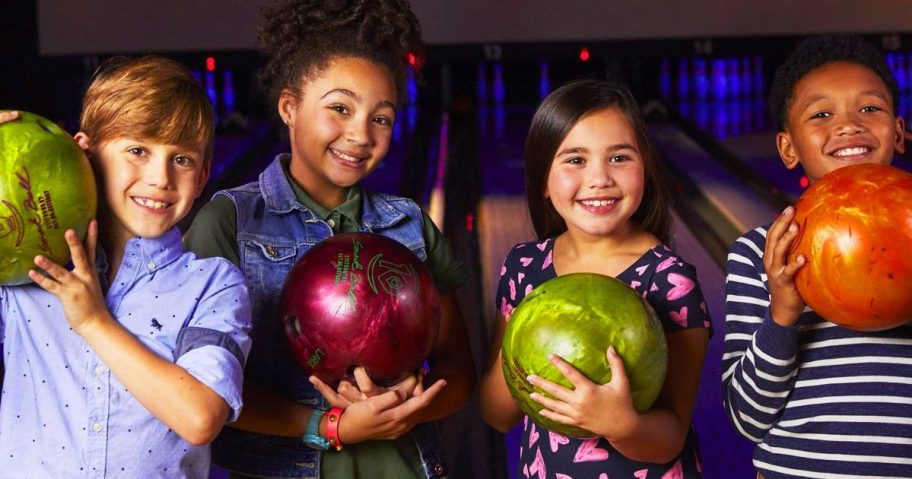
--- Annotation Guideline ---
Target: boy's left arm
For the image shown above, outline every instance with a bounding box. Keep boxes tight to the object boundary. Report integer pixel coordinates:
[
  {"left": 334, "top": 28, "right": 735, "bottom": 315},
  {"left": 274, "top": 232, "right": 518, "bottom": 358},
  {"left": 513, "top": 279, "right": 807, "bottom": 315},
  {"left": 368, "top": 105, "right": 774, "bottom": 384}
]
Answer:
[{"left": 30, "top": 222, "right": 251, "bottom": 446}]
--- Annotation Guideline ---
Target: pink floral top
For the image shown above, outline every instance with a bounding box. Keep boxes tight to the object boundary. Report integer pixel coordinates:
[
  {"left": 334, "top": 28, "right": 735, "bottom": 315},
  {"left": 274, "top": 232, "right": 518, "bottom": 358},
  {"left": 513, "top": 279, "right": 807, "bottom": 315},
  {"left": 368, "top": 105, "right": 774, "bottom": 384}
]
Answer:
[{"left": 496, "top": 238, "right": 711, "bottom": 479}]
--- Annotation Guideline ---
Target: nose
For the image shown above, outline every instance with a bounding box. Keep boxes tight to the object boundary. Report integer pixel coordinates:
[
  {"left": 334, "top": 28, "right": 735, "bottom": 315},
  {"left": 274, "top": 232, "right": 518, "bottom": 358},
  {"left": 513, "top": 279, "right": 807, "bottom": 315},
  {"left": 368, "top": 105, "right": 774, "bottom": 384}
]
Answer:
[
  {"left": 834, "top": 111, "right": 865, "bottom": 136},
  {"left": 144, "top": 157, "right": 172, "bottom": 189},
  {"left": 588, "top": 160, "right": 615, "bottom": 189},
  {"left": 346, "top": 116, "right": 371, "bottom": 146}
]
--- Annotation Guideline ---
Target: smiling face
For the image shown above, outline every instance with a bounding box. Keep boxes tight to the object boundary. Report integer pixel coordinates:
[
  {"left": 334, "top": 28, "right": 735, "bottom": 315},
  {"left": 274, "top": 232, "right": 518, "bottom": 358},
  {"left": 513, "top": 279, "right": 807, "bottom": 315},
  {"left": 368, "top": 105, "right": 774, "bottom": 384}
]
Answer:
[
  {"left": 279, "top": 56, "right": 397, "bottom": 209},
  {"left": 545, "top": 107, "right": 645, "bottom": 241},
  {"left": 77, "top": 133, "right": 208, "bottom": 248},
  {"left": 777, "top": 61, "right": 906, "bottom": 182}
]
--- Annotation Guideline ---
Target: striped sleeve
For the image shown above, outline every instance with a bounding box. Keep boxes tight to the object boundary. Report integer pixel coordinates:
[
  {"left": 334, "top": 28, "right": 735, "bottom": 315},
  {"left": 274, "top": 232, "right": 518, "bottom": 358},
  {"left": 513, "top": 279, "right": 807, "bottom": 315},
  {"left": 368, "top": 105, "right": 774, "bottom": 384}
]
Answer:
[{"left": 721, "top": 226, "right": 800, "bottom": 443}]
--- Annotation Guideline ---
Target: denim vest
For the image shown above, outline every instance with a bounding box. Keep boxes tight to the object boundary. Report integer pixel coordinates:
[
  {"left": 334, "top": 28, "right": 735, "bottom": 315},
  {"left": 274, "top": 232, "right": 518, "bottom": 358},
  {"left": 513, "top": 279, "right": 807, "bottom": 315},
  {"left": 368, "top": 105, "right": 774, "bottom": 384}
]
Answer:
[{"left": 211, "top": 155, "right": 448, "bottom": 478}]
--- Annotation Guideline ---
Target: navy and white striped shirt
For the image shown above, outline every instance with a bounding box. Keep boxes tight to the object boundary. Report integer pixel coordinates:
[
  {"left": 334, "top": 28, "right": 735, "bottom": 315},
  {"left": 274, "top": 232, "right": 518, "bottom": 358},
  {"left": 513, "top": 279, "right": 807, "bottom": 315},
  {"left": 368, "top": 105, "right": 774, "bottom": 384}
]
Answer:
[{"left": 722, "top": 226, "right": 912, "bottom": 479}]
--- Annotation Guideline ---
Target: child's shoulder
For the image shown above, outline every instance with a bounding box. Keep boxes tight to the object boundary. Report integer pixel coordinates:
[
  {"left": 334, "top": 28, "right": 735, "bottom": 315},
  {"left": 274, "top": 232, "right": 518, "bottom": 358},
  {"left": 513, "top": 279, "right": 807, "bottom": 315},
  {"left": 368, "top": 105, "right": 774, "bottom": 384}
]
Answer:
[
  {"left": 729, "top": 224, "right": 772, "bottom": 260},
  {"left": 182, "top": 250, "right": 247, "bottom": 286},
  {"left": 501, "top": 238, "right": 554, "bottom": 272},
  {"left": 637, "top": 244, "right": 697, "bottom": 276}
]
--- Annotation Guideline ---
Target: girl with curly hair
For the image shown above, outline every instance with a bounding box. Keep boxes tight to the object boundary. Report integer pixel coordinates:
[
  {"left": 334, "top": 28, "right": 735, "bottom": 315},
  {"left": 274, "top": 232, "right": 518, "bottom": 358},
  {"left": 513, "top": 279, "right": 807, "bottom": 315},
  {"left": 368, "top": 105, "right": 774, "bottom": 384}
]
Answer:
[{"left": 184, "top": 1, "right": 475, "bottom": 477}]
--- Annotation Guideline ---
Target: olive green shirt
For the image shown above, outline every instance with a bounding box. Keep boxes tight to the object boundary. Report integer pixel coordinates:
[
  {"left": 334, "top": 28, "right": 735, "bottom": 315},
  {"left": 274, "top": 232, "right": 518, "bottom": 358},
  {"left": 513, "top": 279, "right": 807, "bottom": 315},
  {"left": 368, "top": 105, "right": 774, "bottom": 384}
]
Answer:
[{"left": 184, "top": 160, "right": 466, "bottom": 479}]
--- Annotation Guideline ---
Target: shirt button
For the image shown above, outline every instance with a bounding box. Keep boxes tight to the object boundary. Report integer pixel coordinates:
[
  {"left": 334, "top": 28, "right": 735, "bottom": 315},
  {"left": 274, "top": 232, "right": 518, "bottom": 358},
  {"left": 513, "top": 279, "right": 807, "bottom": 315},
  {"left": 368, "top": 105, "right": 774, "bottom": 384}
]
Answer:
[
  {"left": 147, "top": 262, "right": 156, "bottom": 270},
  {"left": 92, "top": 422, "right": 103, "bottom": 432},
  {"left": 327, "top": 218, "right": 336, "bottom": 228},
  {"left": 94, "top": 366, "right": 104, "bottom": 376}
]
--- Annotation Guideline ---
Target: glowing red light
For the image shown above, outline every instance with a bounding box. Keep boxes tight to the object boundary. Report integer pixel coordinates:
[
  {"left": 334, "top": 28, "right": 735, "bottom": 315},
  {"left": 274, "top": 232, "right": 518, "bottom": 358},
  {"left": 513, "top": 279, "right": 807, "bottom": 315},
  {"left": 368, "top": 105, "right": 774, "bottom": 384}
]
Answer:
[
  {"left": 465, "top": 213, "right": 474, "bottom": 233},
  {"left": 579, "top": 47, "right": 590, "bottom": 62},
  {"left": 407, "top": 53, "right": 417, "bottom": 67},
  {"left": 206, "top": 56, "right": 216, "bottom": 72},
  {"left": 800, "top": 176, "right": 809, "bottom": 189}
]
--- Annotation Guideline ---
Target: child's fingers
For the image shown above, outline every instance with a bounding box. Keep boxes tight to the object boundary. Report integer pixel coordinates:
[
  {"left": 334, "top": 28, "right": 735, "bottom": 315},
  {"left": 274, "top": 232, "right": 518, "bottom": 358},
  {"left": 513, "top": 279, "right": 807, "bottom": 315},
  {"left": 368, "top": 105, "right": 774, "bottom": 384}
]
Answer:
[
  {"left": 336, "top": 380, "right": 363, "bottom": 403},
  {"left": 33, "top": 255, "right": 70, "bottom": 284},
  {"left": 548, "top": 353, "right": 591, "bottom": 388},
  {"left": 0, "top": 111, "right": 20, "bottom": 123},
  {"left": 353, "top": 367, "right": 383, "bottom": 397},
  {"left": 309, "top": 376, "right": 351, "bottom": 408},
  {"left": 536, "top": 407, "right": 576, "bottom": 426},
  {"left": 368, "top": 388, "right": 409, "bottom": 411},
  {"left": 401, "top": 379, "right": 446, "bottom": 410},
  {"left": 526, "top": 374, "right": 573, "bottom": 402},
  {"left": 528, "top": 390, "right": 570, "bottom": 417},
  {"left": 391, "top": 372, "right": 419, "bottom": 397},
  {"left": 605, "top": 347, "right": 629, "bottom": 389},
  {"left": 27, "top": 268, "right": 59, "bottom": 293},
  {"left": 64, "top": 229, "right": 90, "bottom": 271},
  {"left": 781, "top": 253, "right": 806, "bottom": 279}
]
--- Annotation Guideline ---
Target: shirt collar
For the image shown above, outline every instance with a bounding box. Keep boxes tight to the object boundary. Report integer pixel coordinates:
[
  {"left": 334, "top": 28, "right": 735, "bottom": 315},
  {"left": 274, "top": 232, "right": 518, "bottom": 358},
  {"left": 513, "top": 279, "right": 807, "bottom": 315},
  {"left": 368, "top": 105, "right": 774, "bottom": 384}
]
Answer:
[
  {"left": 260, "top": 153, "right": 362, "bottom": 224},
  {"left": 103, "top": 227, "right": 184, "bottom": 276}
]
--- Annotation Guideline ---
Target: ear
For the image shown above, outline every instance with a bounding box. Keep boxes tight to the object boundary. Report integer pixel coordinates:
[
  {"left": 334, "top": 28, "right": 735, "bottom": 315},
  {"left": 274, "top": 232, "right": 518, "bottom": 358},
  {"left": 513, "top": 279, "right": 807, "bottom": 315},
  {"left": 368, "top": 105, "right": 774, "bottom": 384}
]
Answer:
[
  {"left": 776, "top": 131, "right": 801, "bottom": 170},
  {"left": 278, "top": 89, "right": 298, "bottom": 128},
  {"left": 74, "top": 131, "right": 92, "bottom": 151},
  {"left": 893, "top": 116, "right": 906, "bottom": 155}
]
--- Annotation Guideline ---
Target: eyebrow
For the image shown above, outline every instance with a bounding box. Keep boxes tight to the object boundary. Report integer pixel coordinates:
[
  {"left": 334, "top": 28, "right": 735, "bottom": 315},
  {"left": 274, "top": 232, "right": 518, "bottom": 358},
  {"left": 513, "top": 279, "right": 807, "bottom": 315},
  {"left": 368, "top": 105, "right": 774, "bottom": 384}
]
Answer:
[
  {"left": 799, "top": 90, "right": 890, "bottom": 110},
  {"left": 321, "top": 88, "right": 397, "bottom": 111},
  {"left": 555, "top": 143, "right": 639, "bottom": 156}
]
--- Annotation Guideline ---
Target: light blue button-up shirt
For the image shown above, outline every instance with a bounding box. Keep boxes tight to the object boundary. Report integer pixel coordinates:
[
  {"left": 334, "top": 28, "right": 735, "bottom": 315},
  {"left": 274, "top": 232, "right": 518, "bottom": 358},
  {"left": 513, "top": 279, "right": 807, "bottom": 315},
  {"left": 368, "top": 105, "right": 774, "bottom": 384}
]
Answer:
[{"left": 0, "top": 227, "right": 251, "bottom": 478}]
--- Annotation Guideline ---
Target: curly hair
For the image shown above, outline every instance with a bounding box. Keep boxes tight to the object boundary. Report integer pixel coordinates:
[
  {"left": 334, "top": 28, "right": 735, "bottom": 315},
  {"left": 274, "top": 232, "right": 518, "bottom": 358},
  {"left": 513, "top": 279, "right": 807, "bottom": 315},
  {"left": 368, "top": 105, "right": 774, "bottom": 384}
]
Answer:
[
  {"left": 257, "top": 0, "right": 423, "bottom": 106},
  {"left": 768, "top": 34, "right": 899, "bottom": 132},
  {"left": 524, "top": 79, "right": 671, "bottom": 245}
]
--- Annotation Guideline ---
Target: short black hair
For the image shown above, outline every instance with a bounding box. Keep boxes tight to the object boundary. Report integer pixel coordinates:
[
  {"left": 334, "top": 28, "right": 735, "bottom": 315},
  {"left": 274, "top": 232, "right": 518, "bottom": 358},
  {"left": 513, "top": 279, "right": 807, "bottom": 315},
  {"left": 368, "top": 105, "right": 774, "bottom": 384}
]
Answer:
[
  {"left": 257, "top": 0, "right": 423, "bottom": 106},
  {"left": 768, "top": 34, "right": 899, "bottom": 132}
]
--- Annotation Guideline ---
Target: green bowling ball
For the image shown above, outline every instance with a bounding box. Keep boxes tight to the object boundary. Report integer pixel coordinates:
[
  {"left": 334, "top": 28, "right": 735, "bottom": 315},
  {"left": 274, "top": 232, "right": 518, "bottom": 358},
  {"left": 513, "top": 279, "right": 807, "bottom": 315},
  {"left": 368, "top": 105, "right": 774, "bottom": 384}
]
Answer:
[
  {"left": 0, "top": 111, "right": 97, "bottom": 285},
  {"left": 501, "top": 272, "right": 667, "bottom": 437}
]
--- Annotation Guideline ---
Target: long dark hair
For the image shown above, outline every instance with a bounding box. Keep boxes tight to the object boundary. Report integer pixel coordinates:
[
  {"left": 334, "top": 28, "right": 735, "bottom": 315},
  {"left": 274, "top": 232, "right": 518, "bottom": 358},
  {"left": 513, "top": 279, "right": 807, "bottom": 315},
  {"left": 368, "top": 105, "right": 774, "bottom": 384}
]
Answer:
[{"left": 524, "top": 79, "right": 670, "bottom": 244}]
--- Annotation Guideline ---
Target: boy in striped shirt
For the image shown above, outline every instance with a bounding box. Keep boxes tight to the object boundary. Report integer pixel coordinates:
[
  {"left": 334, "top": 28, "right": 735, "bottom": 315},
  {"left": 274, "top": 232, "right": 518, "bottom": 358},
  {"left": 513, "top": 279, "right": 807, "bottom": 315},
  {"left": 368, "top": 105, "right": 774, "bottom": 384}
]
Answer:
[{"left": 722, "top": 34, "right": 911, "bottom": 479}]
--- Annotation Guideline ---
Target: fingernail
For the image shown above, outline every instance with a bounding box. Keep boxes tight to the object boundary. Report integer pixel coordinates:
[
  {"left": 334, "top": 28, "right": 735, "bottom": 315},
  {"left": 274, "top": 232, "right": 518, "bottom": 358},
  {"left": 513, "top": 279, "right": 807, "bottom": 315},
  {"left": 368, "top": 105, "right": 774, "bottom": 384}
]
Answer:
[{"left": 783, "top": 206, "right": 793, "bottom": 215}]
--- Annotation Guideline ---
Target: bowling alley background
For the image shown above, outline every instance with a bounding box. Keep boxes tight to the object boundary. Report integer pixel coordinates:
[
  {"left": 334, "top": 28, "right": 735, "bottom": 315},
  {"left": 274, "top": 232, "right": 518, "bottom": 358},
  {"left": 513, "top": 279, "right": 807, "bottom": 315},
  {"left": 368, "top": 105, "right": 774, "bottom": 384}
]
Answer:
[{"left": 3, "top": 1, "right": 912, "bottom": 478}]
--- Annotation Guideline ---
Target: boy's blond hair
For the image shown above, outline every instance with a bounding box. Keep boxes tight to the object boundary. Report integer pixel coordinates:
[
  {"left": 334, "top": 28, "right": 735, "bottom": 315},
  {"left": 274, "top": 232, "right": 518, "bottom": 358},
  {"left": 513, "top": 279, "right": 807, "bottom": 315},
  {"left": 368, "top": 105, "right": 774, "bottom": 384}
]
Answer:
[{"left": 80, "top": 56, "right": 214, "bottom": 164}]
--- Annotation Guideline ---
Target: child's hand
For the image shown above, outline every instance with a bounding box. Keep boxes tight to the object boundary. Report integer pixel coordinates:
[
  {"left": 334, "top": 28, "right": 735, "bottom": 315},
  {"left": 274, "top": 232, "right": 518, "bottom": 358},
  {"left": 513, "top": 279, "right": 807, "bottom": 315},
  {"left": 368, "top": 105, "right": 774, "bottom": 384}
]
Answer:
[
  {"left": 335, "top": 377, "right": 447, "bottom": 444},
  {"left": 310, "top": 367, "right": 424, "bottom": 407},
  {"left": 764, "top": 206, "right": 806, "bottom": 327},
  {"left": 528, "top": 347, "right": 638, "bottom": 441},
  {"left": 0, "top": 111, "right": 20, "bottom": 124},
  {"left": 28, "top": 221, "right": 108, "bottom": 333}
]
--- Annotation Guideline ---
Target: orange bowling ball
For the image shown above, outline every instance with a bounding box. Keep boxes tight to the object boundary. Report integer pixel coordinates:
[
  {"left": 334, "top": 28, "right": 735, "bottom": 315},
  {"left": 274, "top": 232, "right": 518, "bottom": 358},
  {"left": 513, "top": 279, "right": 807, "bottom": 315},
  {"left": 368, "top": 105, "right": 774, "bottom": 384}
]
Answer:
[{"left": 788, "top": 163, "right": 912, "bottom": 331}]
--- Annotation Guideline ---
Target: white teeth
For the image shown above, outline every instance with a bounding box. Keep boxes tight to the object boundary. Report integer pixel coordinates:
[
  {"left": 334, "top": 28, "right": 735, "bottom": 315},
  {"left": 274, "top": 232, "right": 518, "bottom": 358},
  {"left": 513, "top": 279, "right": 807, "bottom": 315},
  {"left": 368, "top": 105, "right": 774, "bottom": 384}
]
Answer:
[
  {"left": 580, "top": 199, "right": 617, "bottom": 207},
  {"left": 834, "top": 147, "right": 868, "bottom": 157},
  {"left": 133, "top": 197, "right": 169, "bottom": 210},
  {"left": 331, "top": 148, "right": 362, "bottom": 163}
]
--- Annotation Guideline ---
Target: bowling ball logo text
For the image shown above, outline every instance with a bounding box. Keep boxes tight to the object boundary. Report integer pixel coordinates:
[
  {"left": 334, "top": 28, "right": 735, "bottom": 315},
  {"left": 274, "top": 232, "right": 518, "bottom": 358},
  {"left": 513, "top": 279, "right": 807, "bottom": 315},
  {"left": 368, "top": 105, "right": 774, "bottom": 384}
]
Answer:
[
  {"left": 333, "top": 239, "right": 365, "bottom": 313},
  {"left": 0, "top": 166, "right": 55, "bottom": 255}
]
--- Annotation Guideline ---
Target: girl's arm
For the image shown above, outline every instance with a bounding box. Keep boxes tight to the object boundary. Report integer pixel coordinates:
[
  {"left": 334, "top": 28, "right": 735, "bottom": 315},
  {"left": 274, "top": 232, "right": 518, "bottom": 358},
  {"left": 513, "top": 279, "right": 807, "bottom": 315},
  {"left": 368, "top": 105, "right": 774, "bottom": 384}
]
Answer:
[
  {"left": 608, "top": 327, "right": 709, "bottom": 462},
  {"left": 413, "top": 292, "right": 476, "bottom": 422},
  {"left": 479, "top": 312, "right": 524, "bottom": 432}
]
